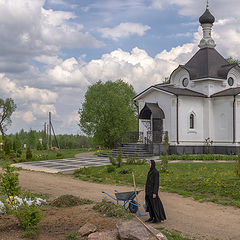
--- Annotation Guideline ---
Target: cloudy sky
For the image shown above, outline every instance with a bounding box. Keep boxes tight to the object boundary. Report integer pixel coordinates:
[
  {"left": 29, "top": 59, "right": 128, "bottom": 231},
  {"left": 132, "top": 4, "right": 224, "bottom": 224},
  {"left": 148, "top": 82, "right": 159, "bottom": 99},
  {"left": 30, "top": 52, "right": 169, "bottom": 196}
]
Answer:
[{"left": 1, "top": 0, "right": 240, "bottom": 134}]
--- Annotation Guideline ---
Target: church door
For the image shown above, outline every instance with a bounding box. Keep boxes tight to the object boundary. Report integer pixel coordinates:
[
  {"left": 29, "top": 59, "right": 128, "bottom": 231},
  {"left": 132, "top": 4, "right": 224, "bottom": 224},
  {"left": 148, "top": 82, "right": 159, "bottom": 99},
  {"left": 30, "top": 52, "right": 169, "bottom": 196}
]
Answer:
[{"left": 152, "top": 118, "right": 163, "bottom": 143}]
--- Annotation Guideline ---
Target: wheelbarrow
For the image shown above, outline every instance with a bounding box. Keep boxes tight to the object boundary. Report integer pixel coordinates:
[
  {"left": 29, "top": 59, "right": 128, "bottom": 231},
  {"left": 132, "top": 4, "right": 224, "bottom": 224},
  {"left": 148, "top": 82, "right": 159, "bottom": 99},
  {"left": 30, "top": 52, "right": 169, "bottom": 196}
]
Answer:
[{"left": 102, "top": 190, "right": 142, "bottom": 213}]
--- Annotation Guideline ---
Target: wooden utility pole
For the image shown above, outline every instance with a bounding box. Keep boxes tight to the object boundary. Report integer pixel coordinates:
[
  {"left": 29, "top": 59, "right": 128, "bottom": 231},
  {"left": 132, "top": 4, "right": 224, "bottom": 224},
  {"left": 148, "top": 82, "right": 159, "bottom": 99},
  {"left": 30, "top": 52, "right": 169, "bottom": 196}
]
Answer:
[{"left": 49, "top": 112, "right": 52, "bottom": 149}]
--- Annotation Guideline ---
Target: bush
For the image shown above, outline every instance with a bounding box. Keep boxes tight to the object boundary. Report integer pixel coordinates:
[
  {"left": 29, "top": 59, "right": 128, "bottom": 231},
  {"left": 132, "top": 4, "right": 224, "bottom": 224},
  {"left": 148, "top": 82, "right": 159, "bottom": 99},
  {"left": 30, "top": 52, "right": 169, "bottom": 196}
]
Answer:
[
  {"left": 106, "top": 165, "right": 116, "bottom": 173},
  {"left": 14, "top": 201, "right": 42, "bottom": 236},
  {"left": 108, "top": 149, "right": 123, "bottom": 168},
  {"left": 108, "top": 154, "right": 117, "bottom": 166},
  {"left": 56, "top": 152, "right": 63, "bottom": 159},
  {"left": 116, "top": 148, "right": 123, "bottom": 168},
  {"left": 50, "top": 195, "right": 93, "bottom": 208},
  {"left": 0, "top": 164, "right": 21, "bottom": 197},
  {"left": 119, "top": 168, "right": 132, "bottom": 174},
  {"left": 26, "top": 146, "right": 32, "bottom": 160}
]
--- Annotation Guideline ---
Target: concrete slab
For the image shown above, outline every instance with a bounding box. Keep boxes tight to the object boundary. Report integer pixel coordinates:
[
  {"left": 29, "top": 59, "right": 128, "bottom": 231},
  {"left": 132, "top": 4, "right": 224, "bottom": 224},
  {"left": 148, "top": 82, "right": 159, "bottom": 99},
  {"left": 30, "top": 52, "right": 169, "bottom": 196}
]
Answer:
[{"left": 12, "top": 156, "right": 111, "bottom": 174}]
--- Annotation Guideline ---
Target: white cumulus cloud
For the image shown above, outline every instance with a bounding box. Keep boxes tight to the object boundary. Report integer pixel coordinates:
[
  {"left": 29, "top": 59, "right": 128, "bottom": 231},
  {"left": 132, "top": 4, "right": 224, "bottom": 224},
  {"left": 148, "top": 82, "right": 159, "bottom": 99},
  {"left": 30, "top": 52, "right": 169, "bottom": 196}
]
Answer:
[
  {"left": 22, "top": 111, "right": 36, "bottom": 123},
  {"left": 99, "top": 22, "right": 151, "bottom": 40}
]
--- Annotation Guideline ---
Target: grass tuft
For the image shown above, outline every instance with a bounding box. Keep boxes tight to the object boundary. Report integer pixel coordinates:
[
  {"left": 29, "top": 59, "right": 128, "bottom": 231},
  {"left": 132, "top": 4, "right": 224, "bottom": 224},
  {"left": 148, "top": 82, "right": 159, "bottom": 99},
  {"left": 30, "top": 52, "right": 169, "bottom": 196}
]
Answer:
[
  {"left": 50, "top": 195, "right": 94, "bottom": 208},
  {"left": 93, "top": 199, "right": 132, "bottom": 219}
]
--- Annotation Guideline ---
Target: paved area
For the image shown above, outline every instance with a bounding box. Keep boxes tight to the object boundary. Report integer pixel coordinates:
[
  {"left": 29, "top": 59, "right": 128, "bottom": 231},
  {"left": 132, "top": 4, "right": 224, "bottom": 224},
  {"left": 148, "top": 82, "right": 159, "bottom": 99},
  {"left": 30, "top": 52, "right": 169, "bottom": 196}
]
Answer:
[{"left": 12, "top": 156, "right": 110, "bottom": 174}]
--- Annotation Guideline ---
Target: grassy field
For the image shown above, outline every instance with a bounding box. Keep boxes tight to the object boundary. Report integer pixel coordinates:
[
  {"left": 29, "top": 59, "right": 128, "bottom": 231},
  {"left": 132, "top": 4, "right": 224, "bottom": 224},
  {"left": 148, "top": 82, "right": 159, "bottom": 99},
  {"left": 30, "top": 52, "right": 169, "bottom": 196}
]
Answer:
[
  {"left": 160, "top": 154, "right": 237, "bottom": 161},
  {"left": 75, "top": 162, "right": 240, "bottom": 208},
  {"left": 0, "top": 148, "right": 95, "bottom": 166}
]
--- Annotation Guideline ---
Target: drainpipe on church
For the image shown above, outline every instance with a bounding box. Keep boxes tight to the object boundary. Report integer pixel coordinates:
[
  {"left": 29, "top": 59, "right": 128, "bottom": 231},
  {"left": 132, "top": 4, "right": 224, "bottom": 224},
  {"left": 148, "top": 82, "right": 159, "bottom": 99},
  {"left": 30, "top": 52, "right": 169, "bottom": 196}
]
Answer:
[
  {"left": 233, "top": 95, "right": 236, "bottom": 143},
  {"left": 134, "top": 100, "right": 139, "bottom": 134},
  {"left": 176, "top": 95, "right": 179, "bottom": 144}
]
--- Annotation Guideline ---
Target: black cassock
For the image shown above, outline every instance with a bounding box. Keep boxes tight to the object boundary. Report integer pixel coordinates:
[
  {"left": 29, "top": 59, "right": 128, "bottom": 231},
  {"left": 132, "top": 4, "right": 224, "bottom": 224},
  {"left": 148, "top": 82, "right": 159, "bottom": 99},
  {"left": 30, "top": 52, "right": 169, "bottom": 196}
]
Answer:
[{"left": 145, "top": 161, "right": 166, "bottom": 222}]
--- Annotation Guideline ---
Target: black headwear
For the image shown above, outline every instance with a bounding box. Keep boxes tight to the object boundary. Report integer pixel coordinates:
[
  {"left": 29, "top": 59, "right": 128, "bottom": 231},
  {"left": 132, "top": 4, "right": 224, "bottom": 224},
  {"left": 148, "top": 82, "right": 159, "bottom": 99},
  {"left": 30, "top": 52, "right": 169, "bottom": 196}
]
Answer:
[{"left": 150, "top": 160, "right": 156, "bottom": 171}]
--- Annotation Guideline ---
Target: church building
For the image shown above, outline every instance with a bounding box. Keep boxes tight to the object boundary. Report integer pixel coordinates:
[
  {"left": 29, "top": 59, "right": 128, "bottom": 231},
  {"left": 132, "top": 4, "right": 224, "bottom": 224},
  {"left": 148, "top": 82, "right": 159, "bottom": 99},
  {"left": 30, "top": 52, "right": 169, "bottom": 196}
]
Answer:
[{"left": 134, "top": 5, "right": 240, "bottom": 155}]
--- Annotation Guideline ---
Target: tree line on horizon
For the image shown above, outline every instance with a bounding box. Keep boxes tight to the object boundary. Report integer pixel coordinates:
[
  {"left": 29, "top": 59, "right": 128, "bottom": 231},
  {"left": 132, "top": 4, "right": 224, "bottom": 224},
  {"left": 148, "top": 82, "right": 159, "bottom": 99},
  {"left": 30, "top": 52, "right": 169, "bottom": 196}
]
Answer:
[{"left": 2, "top": 130, "right": 94, "bottom": 151}]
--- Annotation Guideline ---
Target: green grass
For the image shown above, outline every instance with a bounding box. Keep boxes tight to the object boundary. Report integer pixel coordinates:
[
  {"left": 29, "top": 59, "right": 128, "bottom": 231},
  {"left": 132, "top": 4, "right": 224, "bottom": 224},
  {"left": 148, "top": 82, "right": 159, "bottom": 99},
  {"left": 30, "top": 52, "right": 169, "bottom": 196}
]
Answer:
[
  {"left": 93, "top": 199, "right": 132, "bottom": 219},
  {"left": 74, "top": 162, "right": 240, "bottom": 208},
  {"left": 0, "top": 148, "right": 95, "bottom": 165},
  {"left": 157, "top": 228, "right": 192, "bottom": 240},
  {"left": 160, "top": 154, "right": 236, "bottom": 161}
]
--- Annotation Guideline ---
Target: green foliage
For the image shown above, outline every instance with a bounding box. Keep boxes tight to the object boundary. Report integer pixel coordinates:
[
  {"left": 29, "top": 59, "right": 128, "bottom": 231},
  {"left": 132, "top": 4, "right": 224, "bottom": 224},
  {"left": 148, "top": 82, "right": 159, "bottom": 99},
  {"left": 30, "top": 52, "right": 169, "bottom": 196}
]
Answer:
[
  {"left": 56, "top": 152, "right": 63, "bottom": 159},
  {"left": 75, "top": 162, "right": 240, "bottom": 208},
  {"left": 161, "top": 230, "right": 192, "bottom": 240},
  {"left": 79, "top": 80, "right": 137, "bottom": 147},
  {"left": 50, "top": 195, "right": 93, "bottom": 208},
  {"left": 160, "top": 131, "right": 169, "bottom": 173},
  {"left": 108, "top": 154, "right": 117, "bottom": 166},
  {"left": 66, "top": 232, "right": 78, "bottom": 239},
  {"left": 235, "top": 148, "right": 240, "bottom": 178},
  {"left": 126, "top": 156, "right": 146, "bottom": 165},
  {"left": 0, "top": 98, "right": 17, "bottom": 144},
  {"left": 3, "top": 138, "right": 11, "bottom": 155},
  {"left": 93, "top": 199, "right": 131, "bottom": 219},
  {"left": 226, "top": 57, "right": 240, "bottom": 66},
  {"left": 108, "top": 150, "right": 123, "bottom": 168},
  {"left": 7, "top": 129, "right": 94, "bottom": 151},
  {"left": 16, "top": 148, "right": 22, "bottom": 158},
  {"left": 0, "top": 164, "right": 21, "bottom": 197},
  {"left": 25, "top": 146, "right": 33, "bottom": 160},
  {"left": 14, "top": 201, "right": 42, "bottom": 236},
  {"left": 116, "top": 148, "right": 123, "bottom": 167},
  {"left": 106, "top": 165, "right": 116, "bottom": 173},
  {"left": 119, "top": 168, "right": 132, "bottom": 174}
]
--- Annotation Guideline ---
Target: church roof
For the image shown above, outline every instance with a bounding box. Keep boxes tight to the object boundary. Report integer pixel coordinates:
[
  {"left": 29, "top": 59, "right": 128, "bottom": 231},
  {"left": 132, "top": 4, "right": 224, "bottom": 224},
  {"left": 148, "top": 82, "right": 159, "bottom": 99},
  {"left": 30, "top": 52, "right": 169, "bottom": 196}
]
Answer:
[
  {"left": 133, "top": 84, "right": 207, "bottom": 101},
  {"left": 154, "top": 85, "right": 207, "bottom": 97},
  {"left": 199, "top": 9, "right": 215, "bottom": 24},
  {"left": 211, "top": 87, "right": 240, "bottom": 97},
  {"left": 183, "top": 48, "right": 236, "bottom": 80}
]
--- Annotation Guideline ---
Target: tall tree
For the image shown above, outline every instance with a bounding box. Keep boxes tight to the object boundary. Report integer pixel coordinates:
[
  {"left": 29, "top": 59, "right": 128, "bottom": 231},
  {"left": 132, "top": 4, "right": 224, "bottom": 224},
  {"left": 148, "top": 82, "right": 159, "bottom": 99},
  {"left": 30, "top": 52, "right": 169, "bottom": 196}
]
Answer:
[
  {"left": 0, "top": 98, "right": 16, "bottom": 144},
  {"left": 79, "top": 80, "right": 137, "bottom": 148}
]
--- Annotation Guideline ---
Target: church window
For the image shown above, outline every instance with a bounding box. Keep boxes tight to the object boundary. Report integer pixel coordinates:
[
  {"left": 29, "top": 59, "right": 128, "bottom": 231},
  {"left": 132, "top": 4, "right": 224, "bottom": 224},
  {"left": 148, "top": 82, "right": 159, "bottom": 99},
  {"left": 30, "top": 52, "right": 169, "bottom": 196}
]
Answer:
[
  {"left": 190, "top": 114, "right": 194, "bottom": 129},
  {"left": 182, "top": 78, "right": 189, "bottom": 87},
  {"left": 228, "top": 77, "right": 234, "bottom": 86}
]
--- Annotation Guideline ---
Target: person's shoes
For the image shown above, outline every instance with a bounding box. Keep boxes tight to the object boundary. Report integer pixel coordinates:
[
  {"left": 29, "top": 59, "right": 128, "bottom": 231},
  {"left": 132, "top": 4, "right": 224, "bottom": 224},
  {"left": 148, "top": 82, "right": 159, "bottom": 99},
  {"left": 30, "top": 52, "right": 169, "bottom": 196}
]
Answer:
[
  {"left": 145, "top": 218, "right": 153, "bottom": 222},
  {"left": 150, "top": 219, "right": 158, "bottom": 223}
]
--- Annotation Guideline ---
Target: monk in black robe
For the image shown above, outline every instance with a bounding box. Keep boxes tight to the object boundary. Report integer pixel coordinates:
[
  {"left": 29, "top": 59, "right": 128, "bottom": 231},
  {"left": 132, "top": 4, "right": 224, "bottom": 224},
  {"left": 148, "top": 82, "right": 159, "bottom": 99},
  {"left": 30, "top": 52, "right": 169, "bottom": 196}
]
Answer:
[{"left": 145, "top": 160, "right": 166, "bottom": 223}]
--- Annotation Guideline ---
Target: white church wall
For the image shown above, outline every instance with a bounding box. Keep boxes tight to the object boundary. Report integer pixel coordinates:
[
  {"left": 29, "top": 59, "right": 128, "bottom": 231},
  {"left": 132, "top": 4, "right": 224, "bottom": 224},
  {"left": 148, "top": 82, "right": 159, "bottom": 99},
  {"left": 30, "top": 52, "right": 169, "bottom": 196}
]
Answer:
[
  {"left": 212, "top": 96, "right": 233, "bottom": 143},
  {"left": 170, "top": 68, "right": 190, "bottom": 88},
  {"left": 178, "top": 96, "right": 204, "bottom": 144},
  {"left": 188, "top": 80, "right": 225, "bottom": 97},
  {"left": 227, "top": 68, "right": 240, "bottom": 88},
  {"left": 235, "top": 96, "right": 240, "bottom": 143}
]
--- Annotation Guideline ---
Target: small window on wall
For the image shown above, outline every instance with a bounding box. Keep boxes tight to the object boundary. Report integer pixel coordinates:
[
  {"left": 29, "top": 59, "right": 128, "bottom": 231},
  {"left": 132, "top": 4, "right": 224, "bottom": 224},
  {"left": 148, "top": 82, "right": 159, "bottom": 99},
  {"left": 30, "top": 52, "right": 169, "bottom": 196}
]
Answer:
[{"left": 190, "top": 114, "right": 194, "bottom": 129}]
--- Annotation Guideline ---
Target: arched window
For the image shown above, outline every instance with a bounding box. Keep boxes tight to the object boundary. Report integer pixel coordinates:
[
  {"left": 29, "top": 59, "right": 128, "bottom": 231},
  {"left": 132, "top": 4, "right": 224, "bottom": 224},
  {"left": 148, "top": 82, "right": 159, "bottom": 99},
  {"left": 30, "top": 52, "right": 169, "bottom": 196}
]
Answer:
[{"left": 190, "top": 114, "right": 194, "bottom": 129}]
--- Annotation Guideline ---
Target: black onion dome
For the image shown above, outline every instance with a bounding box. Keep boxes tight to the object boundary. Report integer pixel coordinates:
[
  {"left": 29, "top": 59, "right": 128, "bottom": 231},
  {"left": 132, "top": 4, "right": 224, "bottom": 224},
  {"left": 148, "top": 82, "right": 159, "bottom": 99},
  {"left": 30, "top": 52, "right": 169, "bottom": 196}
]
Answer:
[{"left": 199, "top": 9, "right": 215, "bottom": 24}]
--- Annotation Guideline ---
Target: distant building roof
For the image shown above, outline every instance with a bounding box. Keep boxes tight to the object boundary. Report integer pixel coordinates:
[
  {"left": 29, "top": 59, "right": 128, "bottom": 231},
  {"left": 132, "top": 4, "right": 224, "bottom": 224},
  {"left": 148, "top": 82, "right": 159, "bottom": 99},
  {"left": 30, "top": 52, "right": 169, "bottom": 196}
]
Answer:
[
  {"left": 182, "top": 48, "right": 236, "bottom": 80},
  {"left": 211, "top": 87, "right": 240, "bottom": 97}
]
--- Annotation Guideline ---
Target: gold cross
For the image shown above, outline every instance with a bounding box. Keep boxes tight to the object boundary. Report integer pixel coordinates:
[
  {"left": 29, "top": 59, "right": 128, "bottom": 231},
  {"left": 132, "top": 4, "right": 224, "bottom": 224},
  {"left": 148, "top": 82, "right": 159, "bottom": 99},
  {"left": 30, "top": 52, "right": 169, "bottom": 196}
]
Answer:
[{"left": 207, "top": 0, "right": 209, "bottom": 9}]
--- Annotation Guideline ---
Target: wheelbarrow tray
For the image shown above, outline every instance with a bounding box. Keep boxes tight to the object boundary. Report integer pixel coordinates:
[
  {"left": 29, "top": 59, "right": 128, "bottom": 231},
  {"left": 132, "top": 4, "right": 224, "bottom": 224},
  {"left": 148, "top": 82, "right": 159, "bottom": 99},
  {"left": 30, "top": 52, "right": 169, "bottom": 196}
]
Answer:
[{"left": 115, "top": 191, "right": 141, "bottom": 201}]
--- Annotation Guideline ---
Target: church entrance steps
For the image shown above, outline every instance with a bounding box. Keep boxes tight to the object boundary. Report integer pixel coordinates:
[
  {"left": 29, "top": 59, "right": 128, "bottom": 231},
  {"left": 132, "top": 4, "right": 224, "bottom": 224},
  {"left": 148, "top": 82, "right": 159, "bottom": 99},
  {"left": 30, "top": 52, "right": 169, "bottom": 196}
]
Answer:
[{"left": 98, "top": 143, "right": 154, "bottom": 158}]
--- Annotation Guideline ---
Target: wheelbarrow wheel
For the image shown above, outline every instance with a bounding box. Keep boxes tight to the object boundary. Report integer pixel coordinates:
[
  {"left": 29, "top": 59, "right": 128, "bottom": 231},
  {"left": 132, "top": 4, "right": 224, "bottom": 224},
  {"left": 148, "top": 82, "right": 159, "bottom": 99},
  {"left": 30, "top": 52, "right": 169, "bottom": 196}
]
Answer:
[{"left": 128, "top": 200, "right": 138, "bottom": 213}]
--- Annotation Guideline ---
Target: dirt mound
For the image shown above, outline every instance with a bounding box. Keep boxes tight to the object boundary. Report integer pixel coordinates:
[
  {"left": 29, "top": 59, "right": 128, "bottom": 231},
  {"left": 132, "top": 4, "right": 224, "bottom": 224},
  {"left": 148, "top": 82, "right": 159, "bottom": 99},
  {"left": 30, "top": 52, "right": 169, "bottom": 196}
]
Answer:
[{"left": 50, "top": 195, "right": 93, "bottom": 208}]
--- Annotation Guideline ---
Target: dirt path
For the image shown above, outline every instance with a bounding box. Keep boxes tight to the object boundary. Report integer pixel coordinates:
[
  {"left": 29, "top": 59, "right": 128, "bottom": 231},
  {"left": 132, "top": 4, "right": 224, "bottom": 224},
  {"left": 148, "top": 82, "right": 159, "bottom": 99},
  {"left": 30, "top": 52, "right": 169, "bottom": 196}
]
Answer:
[{"left": 16, "top": 169, "right": 240, "bottom": 240}]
